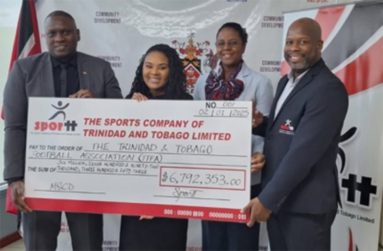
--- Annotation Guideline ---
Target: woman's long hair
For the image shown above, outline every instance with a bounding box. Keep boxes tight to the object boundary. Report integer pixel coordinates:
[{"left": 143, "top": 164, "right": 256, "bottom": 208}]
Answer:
[{"left": 127, "top": 44, "right": 188, "bottom": 99}]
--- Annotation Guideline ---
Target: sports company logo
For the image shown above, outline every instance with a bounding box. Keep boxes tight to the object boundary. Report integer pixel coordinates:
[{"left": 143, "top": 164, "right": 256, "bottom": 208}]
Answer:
[
  {"left": 337, "top": 127, "right": 378, "bottom": 208},
  {"left": 172, "top": 33, "right": 215, "bottom": 93},
  {"left": 278, "top": 119, "right": 295, "bottom": 135},
  {"left": 33, "top": 101, "right": 78, "bottom": 133}
]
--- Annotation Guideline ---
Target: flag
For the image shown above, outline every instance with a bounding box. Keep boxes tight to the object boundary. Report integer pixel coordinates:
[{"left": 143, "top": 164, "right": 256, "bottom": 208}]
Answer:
[
  {"left": 5, "top": 0, "right": 42, "bottom": 214},
  {"left": 9, "top": 0, "right": 42, "bottom": 70}
]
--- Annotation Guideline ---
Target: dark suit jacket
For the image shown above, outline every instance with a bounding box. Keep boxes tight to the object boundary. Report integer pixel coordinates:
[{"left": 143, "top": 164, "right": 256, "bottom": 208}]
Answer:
[
  {"left": 258, "top": 59, "right": 348, "bottom": 214},
  {"left": 3, "top": 52, "right": 123, "bottom": 181}
]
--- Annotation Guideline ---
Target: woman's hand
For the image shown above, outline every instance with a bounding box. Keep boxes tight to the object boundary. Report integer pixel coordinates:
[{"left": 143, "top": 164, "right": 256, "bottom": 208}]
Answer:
[
  {"left": 251, "top": 152, "right": 265, "bottom": 173},
  {"left": 132, "top": 92, "right": 149, "bottom": 101},
  {"left": 252, "top": 110, "right": 264, "bottom": 128}
]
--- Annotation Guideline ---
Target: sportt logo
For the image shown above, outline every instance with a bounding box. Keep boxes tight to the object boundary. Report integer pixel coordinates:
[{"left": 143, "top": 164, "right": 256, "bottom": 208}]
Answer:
[
  {"left": 48, "top": 100, "right": 69, "bottom": 120},
  {"left": 279, "top": 119, "right": 295, "bottom": 135},
  {"left": 338, "top": 127, "right": 378, "bottom": 208},
  {"left": 34, "top": 101, "right": 78, "bottom": 132}
]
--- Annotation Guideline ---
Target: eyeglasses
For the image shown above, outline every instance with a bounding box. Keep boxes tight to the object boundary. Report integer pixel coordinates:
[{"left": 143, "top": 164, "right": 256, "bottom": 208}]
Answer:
[{"left": 215, "top": 40, "right": 242, "bottom": 49}]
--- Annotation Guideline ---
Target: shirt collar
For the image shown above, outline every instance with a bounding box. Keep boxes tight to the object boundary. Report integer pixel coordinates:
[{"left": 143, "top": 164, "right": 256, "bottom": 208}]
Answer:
[
  {"left": 51, "top": 53, "right": 77, "bottom": 68},
  {"left": 287, "top": 69, "right": 309, "bottom": 85}
]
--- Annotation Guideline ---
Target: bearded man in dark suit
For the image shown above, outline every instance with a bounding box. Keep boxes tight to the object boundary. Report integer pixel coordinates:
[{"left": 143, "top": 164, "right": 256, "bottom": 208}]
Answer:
[
  {"left": 3, "top": 10, "right": 122, "bottom": 251},
  {"left": 244, "top": 18, "right": 348, "bottom": 251}
]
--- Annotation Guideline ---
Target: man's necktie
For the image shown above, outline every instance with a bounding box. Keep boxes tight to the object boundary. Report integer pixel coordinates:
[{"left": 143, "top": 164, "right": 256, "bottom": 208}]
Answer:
[{"left": 59, "top": 64, "right": 67, "bottom": 97}]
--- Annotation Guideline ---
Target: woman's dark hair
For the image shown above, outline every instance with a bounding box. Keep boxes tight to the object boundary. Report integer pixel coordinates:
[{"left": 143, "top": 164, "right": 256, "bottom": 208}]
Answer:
[
  {"left": 216, "top": 22, "right": 248, "bottom": 44},
  {"left": 127, "top": 44, "right": 187, "bottom": 99}
]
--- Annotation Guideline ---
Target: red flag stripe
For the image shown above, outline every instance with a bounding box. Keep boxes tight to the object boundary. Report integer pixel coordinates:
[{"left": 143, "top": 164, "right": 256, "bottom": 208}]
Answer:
[
  {"left": 348, "top": 228, "right": 353, "bottom": 251},
  {"left": 19, "top": 35, "right": 36, "bottom": 59},
  {"left": 27, "top": 0, "right": 41, "bottom": 56},
  {"left": 8, "top": 9, "right": 22, "bottom": 71},
  {"left": 315, "top": 6, "right": 346, "bottom": 42},
  {"left": 334, "top": 36, "right": 383, "bottom": 95},
  {"left": 9, "top": 0, "right": 41, "bottom": 70}
]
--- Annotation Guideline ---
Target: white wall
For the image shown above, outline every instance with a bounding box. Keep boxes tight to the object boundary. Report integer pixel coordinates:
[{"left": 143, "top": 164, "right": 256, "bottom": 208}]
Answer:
[{"left": 0, "top": 0, "right": 22, "bottom": 184}]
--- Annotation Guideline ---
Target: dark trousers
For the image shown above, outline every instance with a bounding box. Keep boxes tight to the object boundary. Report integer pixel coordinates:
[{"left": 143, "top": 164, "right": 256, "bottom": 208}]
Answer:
[
  {"left": 22, "top": 211, "right": 103, "bottom": 251},
  {"left": 202, "top": 185, "right": 261, "bottom": 251},
  {"left": 267, "top": 210, "right": 337, "bottom": 251},
  {"left": 119, "top": 216, "right": 188, "bottom": 251}
]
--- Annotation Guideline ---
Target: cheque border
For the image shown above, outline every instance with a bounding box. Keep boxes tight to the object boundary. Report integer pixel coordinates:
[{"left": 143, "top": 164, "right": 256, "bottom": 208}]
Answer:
[{"left": 25, "top": 198, "right": 249, "bottom": 223}]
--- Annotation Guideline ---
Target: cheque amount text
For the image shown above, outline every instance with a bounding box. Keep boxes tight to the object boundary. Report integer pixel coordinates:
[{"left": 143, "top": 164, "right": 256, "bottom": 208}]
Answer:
[{"left": 160, "top": 167, "right": 245, "bottom": 190}]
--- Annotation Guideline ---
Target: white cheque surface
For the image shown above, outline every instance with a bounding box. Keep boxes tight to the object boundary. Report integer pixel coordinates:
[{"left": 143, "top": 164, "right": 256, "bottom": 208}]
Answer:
[{"left": 25, "top": 97, "right": 252, "bottom": 222}]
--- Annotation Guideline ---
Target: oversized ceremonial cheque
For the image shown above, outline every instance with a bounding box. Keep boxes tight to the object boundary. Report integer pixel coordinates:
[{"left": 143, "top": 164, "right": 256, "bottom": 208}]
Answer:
[{"left": 25, "top": 97, "right": 252, "bottom": 222}]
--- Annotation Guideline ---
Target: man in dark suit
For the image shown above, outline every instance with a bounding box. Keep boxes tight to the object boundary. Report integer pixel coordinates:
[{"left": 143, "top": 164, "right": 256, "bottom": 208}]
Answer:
[
  {"left": 243, "top": 18, "right": 348, "bottom": 250},
  {"left": 3, "top": 10, "right": 122, "bottom": 250}
]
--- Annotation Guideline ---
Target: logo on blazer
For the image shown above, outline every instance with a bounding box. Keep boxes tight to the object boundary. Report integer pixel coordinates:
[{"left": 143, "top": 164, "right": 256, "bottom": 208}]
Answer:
[
  {"left": 34, "top": 101, "right": 78, "bottom": 133},
  {"left": 279, "top": 119, "right": 295, "bottom": 135}
]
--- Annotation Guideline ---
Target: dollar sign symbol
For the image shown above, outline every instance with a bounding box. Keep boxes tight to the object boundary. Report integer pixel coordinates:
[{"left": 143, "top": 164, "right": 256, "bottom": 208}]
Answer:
[{"left": 161, "top": 171, "right": 168, "bottom": 182}]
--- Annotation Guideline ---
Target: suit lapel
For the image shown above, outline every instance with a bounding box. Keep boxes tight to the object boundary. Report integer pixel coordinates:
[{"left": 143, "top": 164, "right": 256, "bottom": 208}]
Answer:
[
  {"left": 36, "top": 54, "right": 55, "bottom": 96},
  {"left": 268, "top": 76, "right": 288, "bottom": 129},
  {"left": 269, "top": 59, "right": 325, "bottom": 129},
  {"left": 279, "top": 73, "right": 312, "bottom": 109},
  {"left": 281, "top": 59, "right": 325, "bottom": 109}
]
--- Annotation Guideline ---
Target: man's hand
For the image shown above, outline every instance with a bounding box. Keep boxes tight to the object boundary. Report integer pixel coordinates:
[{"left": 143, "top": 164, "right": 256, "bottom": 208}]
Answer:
[
  {"left": 11, "top": 180, "right": 32, "bottom": 213},
  {"left": 131, "top": 92, "right": 149, "bottom": 101},
  {"left": 251, "top": 152, "right": 265, "bottom": 173},
  {"left": 242, "top": 197, "right": 271, "bottom": 227},
  {"left": 69, "top": 89, "right": 94, "bottom": 98}
]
